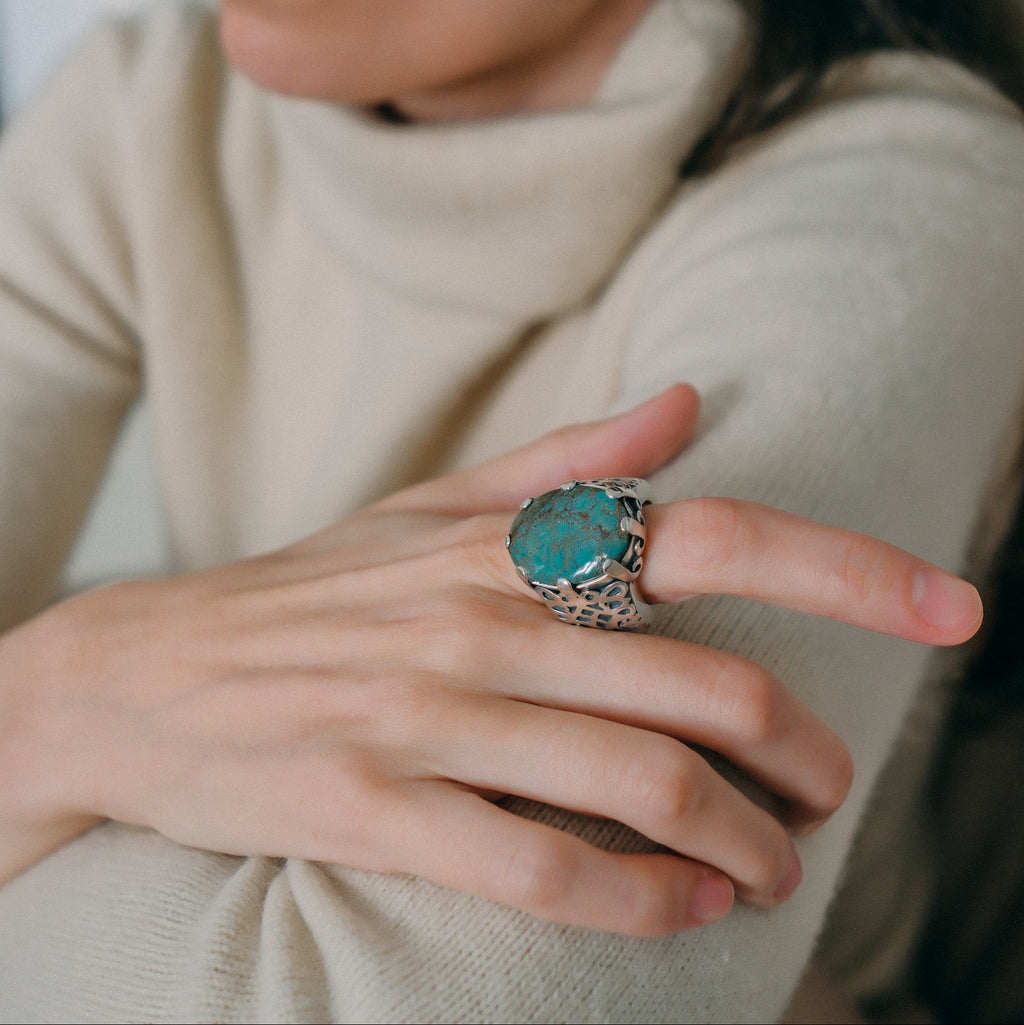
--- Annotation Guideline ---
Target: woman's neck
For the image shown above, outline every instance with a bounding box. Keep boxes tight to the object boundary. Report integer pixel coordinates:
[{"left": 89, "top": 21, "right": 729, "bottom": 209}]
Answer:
[{"left": 386, "top": 0, "right": 655, "bottom": 123}]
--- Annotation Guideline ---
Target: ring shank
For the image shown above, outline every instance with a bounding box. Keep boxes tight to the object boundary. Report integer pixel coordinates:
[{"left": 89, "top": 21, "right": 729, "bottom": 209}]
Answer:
[{"left": 531, "top": 576, "right": 646, "bottom": 630}]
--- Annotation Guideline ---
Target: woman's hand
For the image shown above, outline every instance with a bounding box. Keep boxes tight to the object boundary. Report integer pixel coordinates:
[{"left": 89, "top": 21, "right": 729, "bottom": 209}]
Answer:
[{"left": 0, "top": 384, "right": 982, "bottom": 935}]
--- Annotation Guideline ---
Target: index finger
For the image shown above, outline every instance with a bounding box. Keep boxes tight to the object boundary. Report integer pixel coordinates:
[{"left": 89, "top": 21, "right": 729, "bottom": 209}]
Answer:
[
  {"left": 641, "top": 498, "right": 982, "bottom": 647},
  {"left": 382, "top": 384, "right": 699, "bottom": 516}
]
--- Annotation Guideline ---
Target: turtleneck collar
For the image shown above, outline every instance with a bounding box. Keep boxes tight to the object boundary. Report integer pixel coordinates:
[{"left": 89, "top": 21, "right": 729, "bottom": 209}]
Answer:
[{"left": 268, "top": 0, "right": 746, "bottom": 320}]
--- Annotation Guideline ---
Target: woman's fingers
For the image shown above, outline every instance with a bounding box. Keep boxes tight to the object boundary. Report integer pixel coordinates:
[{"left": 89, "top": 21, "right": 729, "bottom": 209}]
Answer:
[
  {"left": 477, "top": 623, "right": 851, "bottom": 830},
  {"left": 416, "top": 692, "right": 800, "bottom": 909},
  {"left": 383, "top": 782, "right": 736, "bottom": 936},
  {"left": 385, "top": 383, "right": 700, "bottom": 515},
  {"left": 640, "top": 498, "right": 982, "bottom": 646}
]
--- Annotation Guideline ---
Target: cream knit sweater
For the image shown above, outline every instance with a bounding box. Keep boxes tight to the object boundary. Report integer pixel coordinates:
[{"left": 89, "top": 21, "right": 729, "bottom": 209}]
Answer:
[{"left": 0, "top": 2, "right": 1023, "bottom": 1022}]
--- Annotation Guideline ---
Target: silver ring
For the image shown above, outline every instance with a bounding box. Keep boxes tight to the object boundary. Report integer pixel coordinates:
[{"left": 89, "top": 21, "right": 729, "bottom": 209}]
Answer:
[{"left": 506, "top": 477, "right": 651, "bottom": 630}]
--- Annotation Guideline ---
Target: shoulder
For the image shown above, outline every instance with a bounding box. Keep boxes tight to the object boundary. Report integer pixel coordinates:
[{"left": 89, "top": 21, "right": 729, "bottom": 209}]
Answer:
[
  {"left": 44, "top": 0, "right": 221, "bottom": 95},
  {"left": 665, "top": 51, "right": 1023, "bottom": 257},
  {"left": 0, "top": 2, "right": 257, "bottom": 367},
  {"left": 617, "top": 51, "right": 1024, "bottom": 374},
  {"left": 0, "top": 2, "right": 232, "bottom": 169},
  {"left": 0, "top": 0, "right": 271, "bottom": 267}
]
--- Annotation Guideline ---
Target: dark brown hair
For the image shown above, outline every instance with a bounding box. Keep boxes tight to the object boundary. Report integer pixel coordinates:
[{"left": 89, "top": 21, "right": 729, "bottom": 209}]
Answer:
[{"left": 685, "top": 0, "right": 1024, "bottom": 174}]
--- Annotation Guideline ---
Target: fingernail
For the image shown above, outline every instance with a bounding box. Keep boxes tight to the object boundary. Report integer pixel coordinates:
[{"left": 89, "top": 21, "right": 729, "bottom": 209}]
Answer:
[
  {"left": 692, "top": 870, "right": 734, "bottom": 923},
  {"left": 913, "top": 568, "right": 982, "bottom": 633},
  {"left": 774, "top": 848, "right": 802, "bottom": 902}
]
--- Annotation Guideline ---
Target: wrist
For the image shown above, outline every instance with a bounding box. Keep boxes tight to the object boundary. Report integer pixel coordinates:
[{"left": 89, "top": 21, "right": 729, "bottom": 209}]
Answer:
[{"left": 0, "top": 603, "right": 104, "bottom": 885}]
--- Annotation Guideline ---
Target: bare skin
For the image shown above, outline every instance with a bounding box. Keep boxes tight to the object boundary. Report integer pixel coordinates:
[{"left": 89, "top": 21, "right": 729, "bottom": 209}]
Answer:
[
  {"left": 217, "top": 0, "right": 656, "bottom": 121},
  {"left": 0, "top": 386, "right": 981, "bottom": 935}
]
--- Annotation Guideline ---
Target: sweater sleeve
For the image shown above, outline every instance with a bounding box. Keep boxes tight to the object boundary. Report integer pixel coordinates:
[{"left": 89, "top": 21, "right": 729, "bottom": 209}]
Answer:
[{"left": 0, "top": 17, "right": 142, "bottom": 629}]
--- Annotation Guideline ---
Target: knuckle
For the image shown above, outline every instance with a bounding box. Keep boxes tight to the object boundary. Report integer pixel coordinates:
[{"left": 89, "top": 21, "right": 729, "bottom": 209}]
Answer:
[
  {"left": 743, "top": 824, "right": 793, "bottom": 894},
  {"left": 434, "top": 518, "right": 505, "bottom": 584},
  {"left": 819, "top": 740, "right": 854, "bottom": 817},
  {"left": 675, "top": 497, "right": 748, "bottom": 572},
  {"left": 834, "top": 532, "right": 886, "bottom": 608},
  {"left": 440, "top": 512, "right": 501, "bottom": 553},
  {"left": 497, "top": 839, "right": 577, "bottom": 913},
  {"left": 748, "top": 850, "right": 787, "bottom": 895},
  {"left": 626, "top": 741, "right": 701, "bottom": 830},
  {"left": 622, "top": 875, "right": 686, "bottom": 937},
  {"left": 723, "top": 661, "right": 785, "bottom": 748},
  {"left": 311, "top": 762, "right": 395, "bottom": 861},
  {"left": 547, "top": 423, "right": 586, "bottom": 468},
  {"left": 419, "top": 590, "right": 509, "bottom": 673},
  {"left": 371, "top": 673, "right": 445, "bottom": 738}
]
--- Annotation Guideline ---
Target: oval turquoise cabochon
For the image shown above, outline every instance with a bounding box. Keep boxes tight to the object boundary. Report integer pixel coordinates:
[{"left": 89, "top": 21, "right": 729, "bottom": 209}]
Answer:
[{"left": 507, "top": 483, "right": 629, "bottom": 585}]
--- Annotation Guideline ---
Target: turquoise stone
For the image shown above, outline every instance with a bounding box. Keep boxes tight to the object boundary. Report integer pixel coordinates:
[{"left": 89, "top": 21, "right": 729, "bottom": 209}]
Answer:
[{"left": 508, "top": 483, "right": 628, "bottom": 585}]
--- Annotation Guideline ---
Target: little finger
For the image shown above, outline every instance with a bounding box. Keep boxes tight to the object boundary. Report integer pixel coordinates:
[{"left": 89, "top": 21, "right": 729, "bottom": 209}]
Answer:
[{"left": 382, "top": 781, "right": 735, "bottom": 936}]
